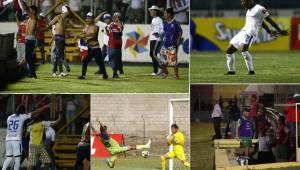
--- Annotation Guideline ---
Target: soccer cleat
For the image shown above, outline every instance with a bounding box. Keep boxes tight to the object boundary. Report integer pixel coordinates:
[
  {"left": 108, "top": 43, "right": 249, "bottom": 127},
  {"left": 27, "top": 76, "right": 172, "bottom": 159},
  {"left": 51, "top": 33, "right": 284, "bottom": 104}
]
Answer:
[
  {"left": 248, "top": 71, "right": 255, "bottom": 75},
  {"left": 103, "top": 73, "right": 109, "bottom": 79},
  {"left": 225, "top": 71, "right": 236, "bottom": 75},
  {"left": 157, "top": 69, "right": 163, "bottom": 75},
  {"left": 78, "top": 76, "right": 86, "bottom": 79},
  {"left": 119, "top": 69, "right": 124, "bottom": 74},
  {"left": 60, "top": 72, "right": 67, "bottom": 77},
  {"left": 151, "top": 72, "right": 157, "bottom": 76},
  {"left": 145, "top": 139, "right": 151, "bottom": 149},
  {"left": 105, "top": 158, "right": 113, "bottom": 168},
  {"left": 66, "top": 67, "right": 71, "bottom": 72},
  {"left": 52, "top": 73, "right": 56, "bottom": 77},
  {"left": 112, "top": 74, "right": 119, "bottom": 79}
]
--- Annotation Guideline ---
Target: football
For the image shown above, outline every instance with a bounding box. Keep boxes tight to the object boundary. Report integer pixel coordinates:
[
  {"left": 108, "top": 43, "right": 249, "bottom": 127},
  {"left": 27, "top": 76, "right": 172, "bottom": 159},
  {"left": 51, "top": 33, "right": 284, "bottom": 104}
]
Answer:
[{"left": 141, "top": 150, "right": 150, "bottom": 158}]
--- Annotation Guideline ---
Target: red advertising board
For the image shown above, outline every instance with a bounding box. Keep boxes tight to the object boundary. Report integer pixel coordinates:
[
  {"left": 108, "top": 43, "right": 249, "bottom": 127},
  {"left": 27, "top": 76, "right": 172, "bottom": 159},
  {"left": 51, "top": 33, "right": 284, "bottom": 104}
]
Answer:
[
  {"left": 91, "top": 133, "right": 125, "bottom": 157},
  {"left": 291, "top": 17, "right": 300, "bottom": 50}
]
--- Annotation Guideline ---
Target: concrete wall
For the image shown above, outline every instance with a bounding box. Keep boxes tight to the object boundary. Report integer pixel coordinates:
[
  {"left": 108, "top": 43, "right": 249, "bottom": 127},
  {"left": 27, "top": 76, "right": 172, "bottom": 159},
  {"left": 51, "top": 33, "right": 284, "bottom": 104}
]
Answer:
[{"left": 91, "top": 94, "right": 190, "bottom": 157}]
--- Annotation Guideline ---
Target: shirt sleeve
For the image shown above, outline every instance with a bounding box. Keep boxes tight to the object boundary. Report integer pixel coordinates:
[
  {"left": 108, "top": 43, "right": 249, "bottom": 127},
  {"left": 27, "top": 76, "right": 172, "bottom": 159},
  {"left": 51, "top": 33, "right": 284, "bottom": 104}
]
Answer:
[
  {"left": 258, "top": 5, "right": 270, "bottom": 18},
  {"left": 174, "top": 132, "right": 184, "bottom": 145}
]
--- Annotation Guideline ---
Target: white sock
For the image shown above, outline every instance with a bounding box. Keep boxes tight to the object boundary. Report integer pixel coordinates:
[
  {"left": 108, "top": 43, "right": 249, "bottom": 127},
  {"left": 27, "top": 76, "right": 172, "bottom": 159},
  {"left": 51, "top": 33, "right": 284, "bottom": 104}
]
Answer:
[
  {"left": 226, "top": 53, "right": 235, "bottom": 72},
  {"left": 14, "top": 157, "right": 20, "bottom": 170},
  {"left": 2, "top": 157, "right": 13, "bottom": 170},
  {"left": 241, "top": 51, "right": 254, "bottom": 71}
]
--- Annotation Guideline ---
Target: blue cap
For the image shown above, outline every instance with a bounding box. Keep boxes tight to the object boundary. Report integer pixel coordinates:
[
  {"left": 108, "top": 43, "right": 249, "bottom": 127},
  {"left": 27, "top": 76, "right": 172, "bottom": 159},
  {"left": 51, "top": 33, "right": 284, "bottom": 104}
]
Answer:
[{"left": 103, "top": 14, "right": 111, "bottom": 20}]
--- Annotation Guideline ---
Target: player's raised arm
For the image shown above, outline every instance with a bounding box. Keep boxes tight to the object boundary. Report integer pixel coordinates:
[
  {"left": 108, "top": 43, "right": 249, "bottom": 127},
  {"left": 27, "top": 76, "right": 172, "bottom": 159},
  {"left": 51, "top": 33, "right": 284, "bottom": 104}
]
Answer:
[
  {"left": 90, "top": 123, "right": 99, "bottom": 134},
  {"left": 17, "top": 0, "right": 32, "bottom": 17},
  {"left": 15, "top": 12, "right": 20, "bottom": 26},
  {"left": 265, "top": 16, "right": 288, "bottom": 36},
  {"left": 46, "top": 16, "right": 59, "bottom": 30},
  {"left": 94, "top": 11, "right": 107, "bottom": 22},
  {"left": 262, "top": 21, "right": 277, "bottom": 37},
  {"left": 50, "top": 111, "right": 64, "bottom": 129}
]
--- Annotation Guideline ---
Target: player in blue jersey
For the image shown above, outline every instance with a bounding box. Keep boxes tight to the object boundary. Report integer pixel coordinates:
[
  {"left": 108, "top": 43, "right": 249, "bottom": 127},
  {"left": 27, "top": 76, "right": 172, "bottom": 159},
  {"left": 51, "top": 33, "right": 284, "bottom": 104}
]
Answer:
[{"left": 160, "top": 8, "right": 182, "bottom": 80}]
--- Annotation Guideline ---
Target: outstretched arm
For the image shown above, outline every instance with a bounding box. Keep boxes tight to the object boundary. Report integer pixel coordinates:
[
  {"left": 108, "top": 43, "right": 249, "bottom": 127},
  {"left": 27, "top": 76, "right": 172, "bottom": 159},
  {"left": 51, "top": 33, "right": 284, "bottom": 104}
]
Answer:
[
  {"left": 50, "top": 112, "right": 63, "bottom": 129},
  {"left": 262, "top": 21, "right": 278, "bottom": 37},
  {"left": 94, "top": 11, "right": 107, "bottom": 22},
  {"left": 46, "top": 16, "right": 59, "bottom": 30},
  {"left": 17, "top": 0, "right": 32, "bottom": 18},
  {"left": 265, "top": 16, "right": 288, "bottom": 36},
  {"left": 31, "top": 104, "right": 49, "bottom": 116},
  {"left": 90, "top": 123, "right": 99, "bottom": 134},
  {"left": 15, "top": 12, "right": 20, "bottom": 26}
]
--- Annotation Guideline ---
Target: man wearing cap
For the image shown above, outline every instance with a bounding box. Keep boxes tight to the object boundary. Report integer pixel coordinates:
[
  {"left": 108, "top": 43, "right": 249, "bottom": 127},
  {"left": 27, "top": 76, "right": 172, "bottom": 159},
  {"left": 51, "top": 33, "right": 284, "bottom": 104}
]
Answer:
[
  {"left": 17, "top": 0, "right": 38, "bottom": 78},
  {"left": 36, "top": 13, "right": 46, "bottom": 64},
  {"left": 148, "top": 5, "right": 164, "bottom": 76},
  {"left": 75, "top": 12, "right": 108, "bottom": 80},
  {"left": 95, "top": 12, "right": 112, "bottom": 71},
  {"left": 161, "top": 7, "right": 182, "bottom": 79},
  {"left": 46, "top": 5, "right": 72, "bottom": 77}
]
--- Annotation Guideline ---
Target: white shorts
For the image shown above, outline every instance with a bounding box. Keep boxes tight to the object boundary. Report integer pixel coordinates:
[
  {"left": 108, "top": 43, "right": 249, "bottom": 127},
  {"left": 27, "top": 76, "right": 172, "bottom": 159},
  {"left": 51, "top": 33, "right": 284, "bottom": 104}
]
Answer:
[
  {"left": 6, "top": 140, "right": 22, "bottom": 157},
  {"left": 230, "top": 31, "right": 255, "bottom": 50},
  {"left": 16, "top": 42, "right": 25, "bottom": 64}
]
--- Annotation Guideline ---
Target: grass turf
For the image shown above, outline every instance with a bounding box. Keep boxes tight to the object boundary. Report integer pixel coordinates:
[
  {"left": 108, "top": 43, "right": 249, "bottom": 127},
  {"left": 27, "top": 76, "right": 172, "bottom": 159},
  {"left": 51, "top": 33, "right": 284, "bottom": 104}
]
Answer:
[
  {"left": 191, "top": 122, "right": 300, "bottom": 170},
  {"left": 190, "top": 51, "right": 300, "bottom": 83},
  {"left": 3, "top": 63, "right": 189, "bottom": 93}
]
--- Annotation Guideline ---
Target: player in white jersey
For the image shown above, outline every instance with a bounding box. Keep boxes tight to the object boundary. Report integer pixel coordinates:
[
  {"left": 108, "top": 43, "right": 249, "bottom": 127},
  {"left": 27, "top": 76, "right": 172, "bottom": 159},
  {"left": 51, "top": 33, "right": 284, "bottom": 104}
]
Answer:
[
  {"left": 225, "top": 0, "right": 288, "bottom": 75},
  {"left": 148, "top": 5, "right": 164, "bottom": 76},
  {"left": 2, "top": 104, "right": 49, "bottom": 170}
]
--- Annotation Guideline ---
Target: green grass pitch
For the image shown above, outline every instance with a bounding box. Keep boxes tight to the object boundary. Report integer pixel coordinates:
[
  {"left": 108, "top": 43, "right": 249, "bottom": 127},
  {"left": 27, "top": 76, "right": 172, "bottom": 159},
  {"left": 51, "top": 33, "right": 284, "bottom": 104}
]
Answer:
[
  {"left": 190, "top": 51, "right": 300, "bottom": 83},
  {"left": 3, "top": 63, "right": 189, "bottom": 93}
]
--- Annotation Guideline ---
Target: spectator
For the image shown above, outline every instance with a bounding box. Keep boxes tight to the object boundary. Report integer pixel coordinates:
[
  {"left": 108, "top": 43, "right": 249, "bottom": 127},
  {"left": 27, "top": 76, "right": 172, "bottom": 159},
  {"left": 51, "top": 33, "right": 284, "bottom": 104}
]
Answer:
[
  {"left": 249, "top": 94, "right": 258, "bottom": 119},
  {"left": 66, "top": 97, "right": 77, "bottom": 134},
  {"left": 236, "top": 108, "right": 255, "bottom": 161},
  {"left": 15, "top": 12, "right": 28, "bottom": 65},
  {"left": 211, "top": 100, "right": 223, "bottom": 140},
  {"left": 129, "top": 0, "right": 144, "bottom": 23},
  {"left": 228, "top": 100, "right": 240, "bottom": 138},
  {"left": 275, "top": 116, "right": 290, "bottom": 162},
  {"left": 257, "top": 127, "right": 275, "bottom": 164}
]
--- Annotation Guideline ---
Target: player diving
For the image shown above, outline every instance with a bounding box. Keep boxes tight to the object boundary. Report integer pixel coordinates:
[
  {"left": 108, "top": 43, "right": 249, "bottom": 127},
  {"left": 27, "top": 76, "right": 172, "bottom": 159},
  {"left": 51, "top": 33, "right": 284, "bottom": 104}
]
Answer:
[{"left": 91, "top": 118, "right": 151, "bottom": 168}]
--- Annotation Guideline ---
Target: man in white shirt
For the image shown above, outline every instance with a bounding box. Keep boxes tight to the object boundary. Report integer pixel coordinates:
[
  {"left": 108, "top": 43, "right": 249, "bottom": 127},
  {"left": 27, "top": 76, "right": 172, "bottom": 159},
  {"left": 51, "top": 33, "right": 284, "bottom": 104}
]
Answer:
[
  {"left": 2, "top": 104, "right": 49, "bottom": 170},
  {"left": 211, "top": 100, "right": 223, "bottom": 140},
  {"left": 225, "top": 0, "right": 288, "bottom": 75},
  {"left": 148, "top": 5, "right": 164, "bottom": 76}
]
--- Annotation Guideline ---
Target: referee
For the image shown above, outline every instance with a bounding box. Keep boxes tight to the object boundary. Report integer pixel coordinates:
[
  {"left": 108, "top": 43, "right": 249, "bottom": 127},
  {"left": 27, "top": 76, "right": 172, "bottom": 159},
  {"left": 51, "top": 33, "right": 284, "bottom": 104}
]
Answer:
[{"left": 148, "top": 5, "right": 164, "bottom": 76}]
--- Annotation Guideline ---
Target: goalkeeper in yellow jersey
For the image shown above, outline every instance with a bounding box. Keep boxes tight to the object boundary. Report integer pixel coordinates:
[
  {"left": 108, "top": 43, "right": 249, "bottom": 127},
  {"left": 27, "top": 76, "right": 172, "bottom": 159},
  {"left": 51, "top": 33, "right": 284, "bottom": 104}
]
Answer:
[
  {"left": 91, "top": 118, "right": 151, "bottom": 168},
  {"left": 161, "top": 124, "right": 190, "bottom": 170}
]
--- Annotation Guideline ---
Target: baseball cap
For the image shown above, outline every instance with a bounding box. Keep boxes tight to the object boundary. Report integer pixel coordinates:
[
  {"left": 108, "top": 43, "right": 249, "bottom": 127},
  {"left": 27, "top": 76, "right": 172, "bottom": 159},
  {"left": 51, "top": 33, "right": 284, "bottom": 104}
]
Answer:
[
  {"left": 39, "top": 13, "right": 45, "bottom": 18},
  {"left": 293, "top": 93, "right": 300, "bottom": 98},
  {"left": 86, "top": 12, "right": 93, "bottom": 18},
  {"left": 148, "top": 5, "right": 160, "bottom": 11},
  {"left": 103, "top": 14, "right": 111, "bottom": 20}
]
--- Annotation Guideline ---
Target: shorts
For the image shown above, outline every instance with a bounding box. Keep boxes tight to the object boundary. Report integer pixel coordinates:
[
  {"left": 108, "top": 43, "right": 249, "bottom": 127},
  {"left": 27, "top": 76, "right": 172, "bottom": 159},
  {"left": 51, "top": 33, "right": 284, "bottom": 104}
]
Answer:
[
  {"left": 240, "top": 137, "right": 252, "bottom": 148},
  {"left": 167, "top": 150, "right": 186, "bottom": 161},
  {"left": 77, "top": 144, "right": 90, "bottom": 162},
  {"left": 160, "top": 46, "right": 178, "bottom": 66},
  {"left": 230, "top": 31, "right": 255, "bottom": 50},
  {"left": 6, "top": 140, "right": 22, "bottom": 157},
  {"left": 28, "top": 144, "right": 51, "bottom": 166}
]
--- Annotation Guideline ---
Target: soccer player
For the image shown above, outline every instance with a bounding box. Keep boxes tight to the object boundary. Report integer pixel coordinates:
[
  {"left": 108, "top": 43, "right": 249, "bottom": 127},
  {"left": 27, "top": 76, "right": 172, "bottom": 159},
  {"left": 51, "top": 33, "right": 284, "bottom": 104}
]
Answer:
[
  {"left": 161, "top": 124, "right": 190, "bottom": 170},
  {"left": 149, "top": 5, "right": 164, "bottom": 76},
  {"left": 46, "top": 5, "right": 72, "bottom": 77},
  {"left": 75, "top": 12, "right": 108, "bottom": 80},
  {"left": 17, "top": 0, "right": 38, "bottom": 78},
  {"left": 236, "top": 108, "right": 255, "bottom": 165},
  {"left": 225, "top": 0, "right": 288, "bottom": 75},
  {"left": 161, "top": 8, "right": 182, "bottom": 79},
  {"left": 1, "top": 104, "right": 49, "bottom": 170},
  {"left": 91, "top": 118, "right": 151, "bottom": 168}
]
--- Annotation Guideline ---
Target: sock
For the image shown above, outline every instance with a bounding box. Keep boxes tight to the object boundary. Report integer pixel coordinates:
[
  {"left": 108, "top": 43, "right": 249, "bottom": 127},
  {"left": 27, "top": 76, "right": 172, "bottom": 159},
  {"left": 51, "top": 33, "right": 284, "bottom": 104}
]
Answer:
[
  {"left": 14, "top": 157, "right": 21, "bottom": 170},
  {"left": 136, "top": 145, "right": 147, "bottom": 150},
  {"left": 161, "top": 156, "right": 166, "bottom": 170},
  {"left": 226, "top": 53, "right": 235, "bottom": 72},
  {"left": 184, "top": 161, "right": 190, "bottom": 167},
  {"left": 2, "top": 157, "right": 13, "bottom": 170},
  {"left": 241, "top": 51, "right": 254, "bottom": 71}
]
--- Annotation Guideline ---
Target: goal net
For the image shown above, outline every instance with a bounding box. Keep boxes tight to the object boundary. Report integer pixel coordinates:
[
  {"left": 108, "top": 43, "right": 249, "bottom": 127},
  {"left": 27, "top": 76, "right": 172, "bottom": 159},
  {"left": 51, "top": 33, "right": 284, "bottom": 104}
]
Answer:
[{"left": 168, "top": 98, "right": 190, "bottom": 170}]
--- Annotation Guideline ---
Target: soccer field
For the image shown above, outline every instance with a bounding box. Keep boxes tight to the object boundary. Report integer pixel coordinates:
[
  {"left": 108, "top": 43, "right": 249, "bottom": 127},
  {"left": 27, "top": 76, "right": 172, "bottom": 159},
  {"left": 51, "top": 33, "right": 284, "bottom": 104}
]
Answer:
[
  {"left": 92, "top": 157, "right": 161, "bottom": 170},
  {"left": 2, "top": 63, "right": 189, "bottom": 93},
  {"left": 190, "top": 51, "right": 300, "bottom": 83}
]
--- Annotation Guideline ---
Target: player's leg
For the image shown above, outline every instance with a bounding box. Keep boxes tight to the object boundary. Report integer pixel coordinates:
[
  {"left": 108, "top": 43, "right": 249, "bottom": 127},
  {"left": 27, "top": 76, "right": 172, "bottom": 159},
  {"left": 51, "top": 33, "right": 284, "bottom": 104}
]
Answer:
[
  {"left": 176, "top": 151, "right": 190, "bottom": 168},
  {"left": 40, "top": 146, "right": 51, "bottom": 170},
  {"left": 2, "top": 141, "right": 13, "bottom": 170},
  {"left": 28, "top": 144, "right": 39, "bottom": 170},
  {"left": 12, "top": 141, "right": 22, "bottom": 170},
  {"left": 106, "top": 155, "right": 117, "bottom": 168},
  {"left": 82, "top": 158, "right": 90, "bottom": 170},
  {"left": 225, "top": 45, "right": 237, "bottom": 74},
  {"left": 241, "top": 44, "right": 255, "bottom": 74},
  {"left": 79, "top": 52, "right": 92, "bottom": 79},
  {"left": 161, "top": 152, "right": 174, "bottom": 170},
  {"left": 92, "top": 47, "right": 108, "bottom": 79}
]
